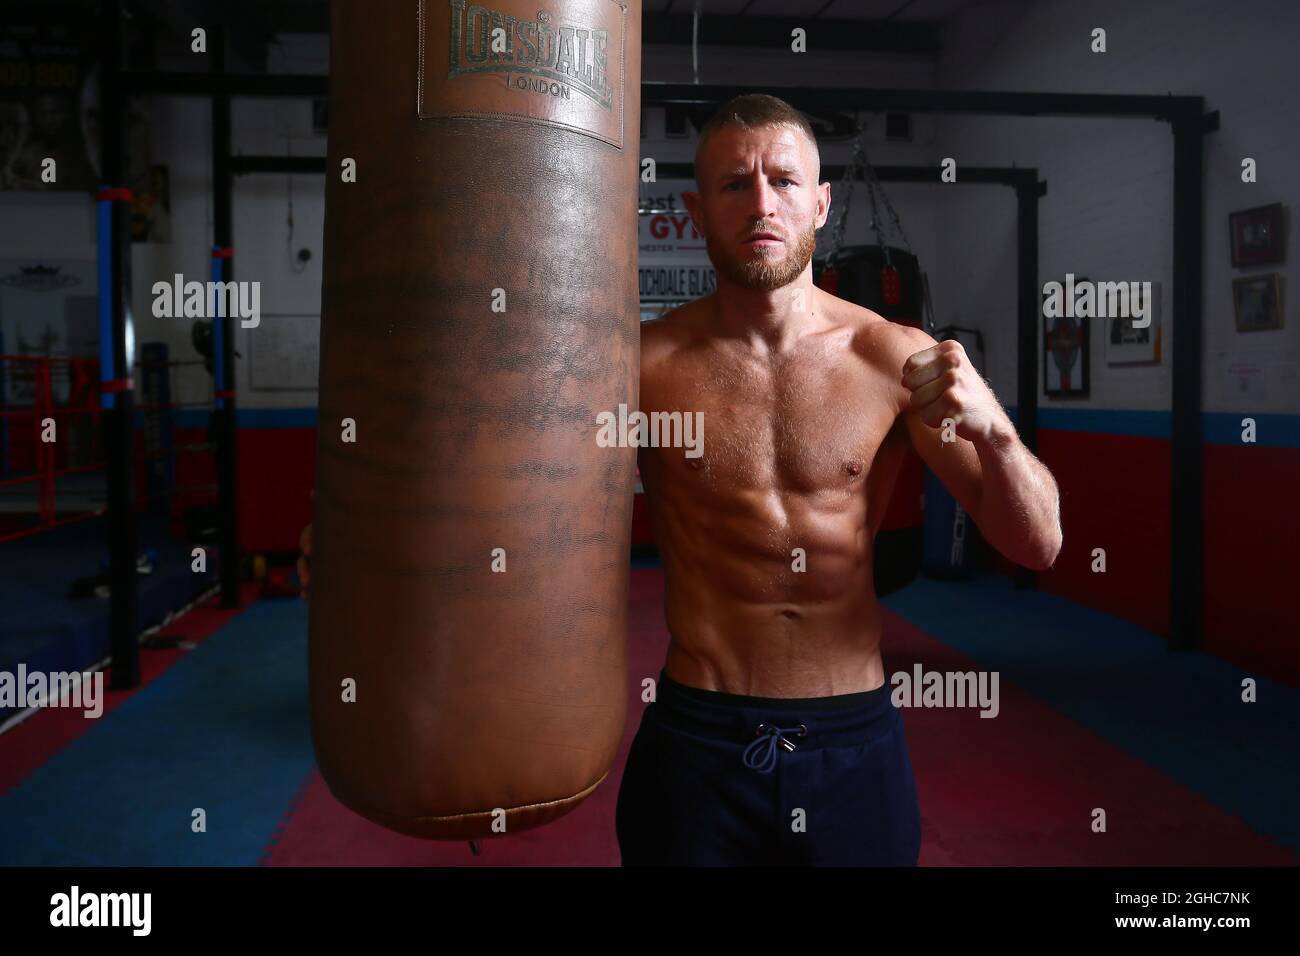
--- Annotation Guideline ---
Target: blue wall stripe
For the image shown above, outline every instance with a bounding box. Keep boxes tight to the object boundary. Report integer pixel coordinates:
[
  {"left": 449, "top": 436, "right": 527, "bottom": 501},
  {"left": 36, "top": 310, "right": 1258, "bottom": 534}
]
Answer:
[
  {"left": 1005, "top": 406, "right": 1300, "bottom": 449},
  {"left": 234, "top": 408, "right": 318, "bottom": 428},
  {"left": 1039, "top": 407, "right": 1171, "bottom": 438},
  {"left": 1202, "top": 412, "right": 1300, "bottom": 448},
  {"left": 139, "top": 408, "right": 321, "bottom": 429},
  {"left": 140, "top": 405, "right": 1300, "bottom": 447}
]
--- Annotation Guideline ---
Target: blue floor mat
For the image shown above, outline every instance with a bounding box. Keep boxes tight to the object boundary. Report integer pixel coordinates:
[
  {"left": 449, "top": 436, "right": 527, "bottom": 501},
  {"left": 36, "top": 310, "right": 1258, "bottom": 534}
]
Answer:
[
  {"left": 0, "top": 598, "right": 311, "bottom": 866},
  {"left": 0, "top": 512, "right": 217, "bottom": 725}
]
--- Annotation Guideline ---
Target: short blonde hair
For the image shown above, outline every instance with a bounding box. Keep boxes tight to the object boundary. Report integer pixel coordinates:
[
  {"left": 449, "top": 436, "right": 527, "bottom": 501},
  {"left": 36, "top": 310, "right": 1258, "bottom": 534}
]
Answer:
[{"left": 693, "top": 94, "right": 820, "bottom": 186}]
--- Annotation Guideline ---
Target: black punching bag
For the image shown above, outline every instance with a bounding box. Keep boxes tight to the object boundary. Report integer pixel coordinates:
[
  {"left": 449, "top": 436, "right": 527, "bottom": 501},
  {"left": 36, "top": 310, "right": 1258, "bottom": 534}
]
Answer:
[{"left": 815, "top": 245, "right": 924, "bottom": 596}]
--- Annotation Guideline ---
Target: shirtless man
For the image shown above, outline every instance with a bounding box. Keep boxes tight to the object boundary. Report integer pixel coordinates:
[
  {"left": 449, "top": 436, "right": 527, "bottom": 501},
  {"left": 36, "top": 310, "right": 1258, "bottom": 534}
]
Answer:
[{"left": 302, "top": 94, "right": 1061, "bottom": 867}]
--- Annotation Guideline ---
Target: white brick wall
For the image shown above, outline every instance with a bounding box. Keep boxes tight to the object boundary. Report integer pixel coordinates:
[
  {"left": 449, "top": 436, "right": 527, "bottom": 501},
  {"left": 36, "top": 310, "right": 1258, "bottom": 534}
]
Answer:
[
  {"left": 6, "top": 6, "right": 1293, "bottom": 415},
  {"left": 935, "top": 0, "right": 1300, "bottom": 414}
]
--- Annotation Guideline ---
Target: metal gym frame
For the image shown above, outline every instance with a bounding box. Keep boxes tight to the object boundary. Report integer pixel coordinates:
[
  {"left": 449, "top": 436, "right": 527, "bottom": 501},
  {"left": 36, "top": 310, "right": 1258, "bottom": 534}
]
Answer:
[{"left": 98, "top": 10, "right": 1217, "bottom": 686}]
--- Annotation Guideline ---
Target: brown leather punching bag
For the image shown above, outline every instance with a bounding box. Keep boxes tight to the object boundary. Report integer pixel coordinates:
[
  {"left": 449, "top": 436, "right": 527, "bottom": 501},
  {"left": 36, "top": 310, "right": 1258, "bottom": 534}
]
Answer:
[{"left": 310, "top": 0, "right": 641, "bottom": 840}]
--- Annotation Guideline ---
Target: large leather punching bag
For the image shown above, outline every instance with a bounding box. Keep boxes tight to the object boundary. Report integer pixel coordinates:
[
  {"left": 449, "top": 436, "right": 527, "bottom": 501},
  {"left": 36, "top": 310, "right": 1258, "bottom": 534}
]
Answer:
[{"left": 310, "top": 0, "right": 641, "bottom": 840}]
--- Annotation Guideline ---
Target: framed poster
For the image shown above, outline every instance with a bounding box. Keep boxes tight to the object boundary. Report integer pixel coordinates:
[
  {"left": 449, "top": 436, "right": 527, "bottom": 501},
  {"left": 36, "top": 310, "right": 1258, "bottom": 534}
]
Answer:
[
  {"left": 130, "top": 164, "right": 172, "bottom": 243},
  {"left": 1043, "top": 279, "right": 1090, "bottom": 398},
  {"left": 1105, "top": 281, "right": 1161, "bottom": 365},
  {"left": 0, "top": 21, "right": 97, "bottom": 191},
  {"left": 1232, "top": 273, "right": 1283, "bottom": 332},
  {"left": 1229, "top": 203, "right": 1286, "bottom": 267}
]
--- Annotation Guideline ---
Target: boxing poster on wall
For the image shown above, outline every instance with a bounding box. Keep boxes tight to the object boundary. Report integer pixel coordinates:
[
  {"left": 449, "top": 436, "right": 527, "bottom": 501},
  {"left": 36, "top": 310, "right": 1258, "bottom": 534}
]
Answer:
[
  {"left": 639, "top": 263, "right": 716, "bottom": 304},
  {"left": 1043, "top": 277, "right": 1090, "bottom": 398},
  {"left": 0, "top": 16, "right": 98, "bottom": 191},
  {"left": 638, "top": 194, "right": 715, "bottom": 321},
  {"left": 129, "top": 164, "right": 172, "bottom": 243},
  {"left": 1105, "top": 281, "right": 1161, "bottom": 365},
  {"left": 1232, "top": 273, "right": 1284, "bottom": 332},
  {"left": 1228, "top": 203, "right": 1286, "bottom": 268},
  {"left": 0, "top": 12, "right": 155, "bottom": 200},
  {"left": 638, "top": 205, "right": 705, "bottom": 257}
]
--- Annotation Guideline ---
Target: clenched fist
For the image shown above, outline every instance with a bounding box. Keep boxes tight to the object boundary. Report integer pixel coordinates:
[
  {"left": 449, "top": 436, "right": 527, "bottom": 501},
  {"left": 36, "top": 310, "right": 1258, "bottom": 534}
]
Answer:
[{"left": 901, "top": 339, "right": 1011, "bottom": 445}]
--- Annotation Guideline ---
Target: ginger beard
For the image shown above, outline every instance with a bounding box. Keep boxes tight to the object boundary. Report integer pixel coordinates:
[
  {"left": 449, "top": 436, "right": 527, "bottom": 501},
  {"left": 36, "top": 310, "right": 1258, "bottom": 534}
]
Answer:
[{"left": 706, "top": 219, "right": 819, "bottom": 292}]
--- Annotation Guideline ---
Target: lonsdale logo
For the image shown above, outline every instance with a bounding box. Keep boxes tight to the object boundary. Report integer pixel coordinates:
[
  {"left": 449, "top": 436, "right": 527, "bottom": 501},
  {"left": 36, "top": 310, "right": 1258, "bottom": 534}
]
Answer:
[{"left": 447, "top": 1, "right": 612, "bottom": 110}]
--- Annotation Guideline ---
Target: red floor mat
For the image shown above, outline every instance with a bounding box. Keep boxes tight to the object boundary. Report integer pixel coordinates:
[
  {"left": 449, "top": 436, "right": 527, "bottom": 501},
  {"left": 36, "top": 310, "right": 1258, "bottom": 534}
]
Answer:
[{"left": 263, "top": 570, "right": 1296, "bottom": 866}]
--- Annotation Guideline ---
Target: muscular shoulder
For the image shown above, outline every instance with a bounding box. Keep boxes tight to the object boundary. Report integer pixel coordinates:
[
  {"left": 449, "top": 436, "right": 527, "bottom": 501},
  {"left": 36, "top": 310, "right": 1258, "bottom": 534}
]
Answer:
[
  {"left": 819, "top": 291, "right": 938, "bottom": 414},
  {"left": 641, "top": 297, "right": 710, "bottom": 375},
  {"left": 815, "top": 290, "right": 933, "bottom": 370},
  {"left": 867, "top": 321, "right": 939, "bottom": 375}
]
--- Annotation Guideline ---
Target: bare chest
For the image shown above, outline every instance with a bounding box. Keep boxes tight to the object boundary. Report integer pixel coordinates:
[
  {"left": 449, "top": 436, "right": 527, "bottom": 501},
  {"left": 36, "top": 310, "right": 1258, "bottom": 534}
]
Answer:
[{"left": 642, "top": 343, "right": 902, "bottom": 496}]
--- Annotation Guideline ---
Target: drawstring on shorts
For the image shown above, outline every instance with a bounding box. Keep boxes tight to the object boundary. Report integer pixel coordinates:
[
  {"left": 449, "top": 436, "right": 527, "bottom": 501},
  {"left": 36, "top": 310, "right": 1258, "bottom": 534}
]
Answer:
[{"left": 742, "top": 722, "right": 808, "bottom": 774}]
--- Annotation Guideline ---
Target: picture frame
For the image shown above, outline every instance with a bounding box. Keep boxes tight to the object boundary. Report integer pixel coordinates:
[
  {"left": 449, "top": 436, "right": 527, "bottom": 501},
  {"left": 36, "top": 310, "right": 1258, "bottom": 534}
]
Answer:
[
  {"left": 1229, "top": 203, "right": 1286, "bottom": 267},
  {"left": 1232, "top": 273, "right": 1283, "bottom": 332},
  {"left": 1043, "top": 277, "right": 1090, "bottom": 398},
  {"left": 1105, "top": 281, "right": 1162, "bottom": 365}
]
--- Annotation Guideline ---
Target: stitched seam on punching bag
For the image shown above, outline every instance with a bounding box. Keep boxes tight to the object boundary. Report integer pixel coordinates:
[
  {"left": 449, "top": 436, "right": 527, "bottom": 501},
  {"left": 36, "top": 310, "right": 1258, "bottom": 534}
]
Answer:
[
  {"left": 346, "top": 771, "right": 609, "bottom": 824},
  {"left": 617, "top": 0, "right": 624, "bottom": 147},
  {"left": 416, "top": 0, "right": 426, "bottom": 116},
  {"left": 414, "top": 771, "right": 608, "bottom": 822}
]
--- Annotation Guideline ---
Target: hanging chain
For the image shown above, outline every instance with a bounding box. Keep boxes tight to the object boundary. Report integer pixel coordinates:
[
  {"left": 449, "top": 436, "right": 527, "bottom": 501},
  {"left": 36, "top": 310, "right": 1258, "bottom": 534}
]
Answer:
[
  {"left": 819, "top": 121, "right": 864, "bottom": 268},
  {"left": 820, "top": 120, "right": 916, "bottom": 270},
  {"left": 862, "top": 167, "right": 890, "bottom": 268},
  {"left": 818, "top": 120, "right": 933, "bottom": 331}
]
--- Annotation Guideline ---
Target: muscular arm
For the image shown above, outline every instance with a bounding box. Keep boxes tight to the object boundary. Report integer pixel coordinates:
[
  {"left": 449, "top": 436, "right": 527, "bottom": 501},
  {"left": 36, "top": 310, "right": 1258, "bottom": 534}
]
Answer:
[
  {"left": 896, "top": 331, "right": 1062, "bottom": 571},
  {"left": 950, "top": 418, "right": 1061, "bottom": 570}
]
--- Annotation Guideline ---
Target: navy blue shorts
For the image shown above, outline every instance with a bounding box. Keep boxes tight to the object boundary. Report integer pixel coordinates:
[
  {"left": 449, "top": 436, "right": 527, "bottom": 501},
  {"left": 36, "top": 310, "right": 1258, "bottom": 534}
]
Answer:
[{"left": 616, "top": 669, "right": 921, "bottom": 866}]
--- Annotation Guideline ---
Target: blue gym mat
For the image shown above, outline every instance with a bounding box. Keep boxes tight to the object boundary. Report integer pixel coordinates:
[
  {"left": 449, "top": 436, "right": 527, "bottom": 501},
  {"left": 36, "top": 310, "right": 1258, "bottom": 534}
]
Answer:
[
  {"left": 0, "top": 598, "right": 312, "bottom": 866},
  {"left": 0, "top": 513, "right": 217, "bottom": 724}
]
